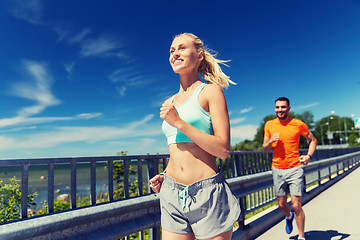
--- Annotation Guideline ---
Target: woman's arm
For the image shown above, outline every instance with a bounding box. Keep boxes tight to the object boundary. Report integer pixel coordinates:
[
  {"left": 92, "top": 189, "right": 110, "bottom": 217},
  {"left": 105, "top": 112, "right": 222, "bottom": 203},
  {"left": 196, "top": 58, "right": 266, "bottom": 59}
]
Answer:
[{"left": 160, "top": 84, "right": 230, "bottom": 160}]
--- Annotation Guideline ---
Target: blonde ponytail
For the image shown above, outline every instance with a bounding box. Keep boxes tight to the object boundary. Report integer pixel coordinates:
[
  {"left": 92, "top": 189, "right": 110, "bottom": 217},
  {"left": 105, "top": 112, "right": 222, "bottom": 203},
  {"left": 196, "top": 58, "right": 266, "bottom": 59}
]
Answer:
[{"left": 174, "top": 33, "right": 236, "bottom": 89}]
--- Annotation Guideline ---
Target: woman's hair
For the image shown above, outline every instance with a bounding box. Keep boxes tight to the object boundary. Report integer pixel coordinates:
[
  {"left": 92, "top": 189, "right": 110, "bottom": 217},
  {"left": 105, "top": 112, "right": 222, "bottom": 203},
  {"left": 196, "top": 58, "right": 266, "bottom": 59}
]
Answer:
[{"left": 174, "top": 33, "right": 236, "bottom": 89}]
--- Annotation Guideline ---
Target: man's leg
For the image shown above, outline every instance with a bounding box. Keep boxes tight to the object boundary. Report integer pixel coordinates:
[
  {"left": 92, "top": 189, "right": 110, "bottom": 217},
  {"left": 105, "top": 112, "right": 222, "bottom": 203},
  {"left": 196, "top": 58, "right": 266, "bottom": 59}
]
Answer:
[
  {"left": 290, "top": 195, "right": 305, "bottom": 238},
  {"left": 277, "top": 196, "right": 291, "bottom": 217}
]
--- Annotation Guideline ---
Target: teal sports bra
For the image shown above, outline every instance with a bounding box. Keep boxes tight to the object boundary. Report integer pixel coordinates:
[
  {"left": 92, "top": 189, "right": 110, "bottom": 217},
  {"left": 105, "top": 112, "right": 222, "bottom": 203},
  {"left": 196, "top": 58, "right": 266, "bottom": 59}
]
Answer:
[{"left": 162, "top": 83, "right": 214, "bottom": 145}]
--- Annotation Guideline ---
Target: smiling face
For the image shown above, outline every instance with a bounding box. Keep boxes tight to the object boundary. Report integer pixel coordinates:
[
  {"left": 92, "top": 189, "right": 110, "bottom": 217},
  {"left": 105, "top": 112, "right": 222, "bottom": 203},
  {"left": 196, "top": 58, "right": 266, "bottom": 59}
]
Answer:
[
  {"left": 275, "top": 100, "right": 291, "bottom": 121},
  {"left": 169, "top": 35, "right": 203, "bottom": 74}
]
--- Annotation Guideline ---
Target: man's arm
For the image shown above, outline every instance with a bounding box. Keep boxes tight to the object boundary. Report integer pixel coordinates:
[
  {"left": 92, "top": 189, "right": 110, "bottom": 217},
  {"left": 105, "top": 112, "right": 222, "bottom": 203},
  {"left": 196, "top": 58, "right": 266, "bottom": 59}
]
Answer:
[
  {"left": 299, "top": 131, "right": 318, "bottom": 165},
  {"left": 263, "top": 133, "right": 280, "bottom": 152}
]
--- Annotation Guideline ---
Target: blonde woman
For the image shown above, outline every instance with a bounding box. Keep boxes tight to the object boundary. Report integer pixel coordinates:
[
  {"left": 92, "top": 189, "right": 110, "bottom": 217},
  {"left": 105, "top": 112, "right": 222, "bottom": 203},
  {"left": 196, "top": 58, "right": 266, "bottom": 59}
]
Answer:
[{"left": 150, "top": 33, "right": 240, "bottom": 240}]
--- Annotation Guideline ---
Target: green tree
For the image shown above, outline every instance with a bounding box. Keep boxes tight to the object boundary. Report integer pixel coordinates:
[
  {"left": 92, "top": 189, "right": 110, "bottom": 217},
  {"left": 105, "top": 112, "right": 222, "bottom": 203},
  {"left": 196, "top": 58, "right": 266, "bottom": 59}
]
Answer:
[
  {"left": 313, "top": 115, "right": 356, "bottom": 145},
  {"left": 231, "top": 139, "right": 261, "bottom": 151},
  {"left": 0, "top": 177, "right": 37, "bottom": 223},
  {"left": 106, "top": 151, "right": 146, "bottom": 200},
  {"left": 348, "top": 132, "right": 360, "bottom": 146}
]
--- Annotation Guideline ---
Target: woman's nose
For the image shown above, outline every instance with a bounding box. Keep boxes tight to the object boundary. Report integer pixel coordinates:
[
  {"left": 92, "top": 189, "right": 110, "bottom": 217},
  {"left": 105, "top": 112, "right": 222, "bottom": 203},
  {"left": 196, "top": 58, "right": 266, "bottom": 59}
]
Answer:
[{"left": 173, "top": 51, "right": 180, "bottom": 58}]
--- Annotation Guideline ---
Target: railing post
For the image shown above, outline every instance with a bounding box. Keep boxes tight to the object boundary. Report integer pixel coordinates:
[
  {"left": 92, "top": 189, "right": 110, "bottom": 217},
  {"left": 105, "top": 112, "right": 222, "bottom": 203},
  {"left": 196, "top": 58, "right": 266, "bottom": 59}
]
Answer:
[
  {"left": 147, "top": 157, "right": 161, "bottom": 240},
  {"left": 302, "top": 175, "right": 307, "bottom": 193},
  {"left": 48, "top": 163, "right": 55, "bottom": 213},
  {"left": 108, "top": 160, "right": 114, "bottom": 202},
  {"left": 149, "top": 227, "right": 161, "bottom": 240},
  {"left": 90, "top": 160, "right": 96, "bottom": 205},
  {"left": 317, "top": 170, "right": 322, "bottom": 185},
  {"left": 124, "top": 159, "right": 129, "bottom": 199},
  {"left": 147, "top": 158, "right": 159, "bottom": 193},
  {"left": 21, "top": 164, "right": 29, "bottom": 219},
  {"left": 71, "top": 161, "right": 77, "bottom": 209},
  {"left": 233, "top": 153, "right": 241, "bottom": 177},
  {"left": 238, "top": 197, "right": 246, "bottom": 228},
  {"left": 138, "top": 157, "right": 144, "bottom": 196}
]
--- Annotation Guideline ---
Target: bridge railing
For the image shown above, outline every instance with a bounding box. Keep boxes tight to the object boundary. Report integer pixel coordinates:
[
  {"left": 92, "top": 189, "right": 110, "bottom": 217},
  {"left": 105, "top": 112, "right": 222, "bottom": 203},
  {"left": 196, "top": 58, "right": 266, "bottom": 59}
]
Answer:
[{"left": 0, "top": 147, "right": 360, "bottom": 239}]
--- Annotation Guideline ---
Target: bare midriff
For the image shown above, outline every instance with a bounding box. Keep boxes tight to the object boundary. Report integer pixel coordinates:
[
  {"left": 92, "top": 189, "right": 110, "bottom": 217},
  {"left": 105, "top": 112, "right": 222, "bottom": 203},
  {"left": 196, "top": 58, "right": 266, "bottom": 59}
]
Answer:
[{"left": 166, "top": 142, "right": 219, "bottom": 185}]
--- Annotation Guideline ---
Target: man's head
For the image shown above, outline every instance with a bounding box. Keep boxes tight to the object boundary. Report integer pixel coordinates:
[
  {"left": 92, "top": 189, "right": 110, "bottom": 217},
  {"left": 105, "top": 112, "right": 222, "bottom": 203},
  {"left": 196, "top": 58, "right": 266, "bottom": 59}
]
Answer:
[{"left": 275, "top": 97, "right": 290, "bottom": 121}]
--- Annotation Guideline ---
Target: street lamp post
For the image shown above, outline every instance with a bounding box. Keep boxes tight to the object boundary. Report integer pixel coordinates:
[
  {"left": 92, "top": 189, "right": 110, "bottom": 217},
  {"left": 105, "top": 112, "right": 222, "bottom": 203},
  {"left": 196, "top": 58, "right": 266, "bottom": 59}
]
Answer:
[
  {"left": 331, "top": 111, "right": 343, "bottom": 144},
  {"left": 320, "top": 122, "right": 329, "bottom": 145},
  {"left": 328, "top": 116, "right": 333, "bottom": 145},
  {"left": 337, "top": 117, "right": 342, "bottom": 144},
  {"left": 344, "top": 118, "right": 348, "bottom": 144}
]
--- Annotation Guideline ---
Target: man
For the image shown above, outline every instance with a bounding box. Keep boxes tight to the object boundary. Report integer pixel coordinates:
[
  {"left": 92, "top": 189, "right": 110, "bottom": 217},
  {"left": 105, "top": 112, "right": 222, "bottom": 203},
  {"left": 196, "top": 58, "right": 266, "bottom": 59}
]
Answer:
[{"left": 263, "top": 97, "right": 317, "bottom": 240}]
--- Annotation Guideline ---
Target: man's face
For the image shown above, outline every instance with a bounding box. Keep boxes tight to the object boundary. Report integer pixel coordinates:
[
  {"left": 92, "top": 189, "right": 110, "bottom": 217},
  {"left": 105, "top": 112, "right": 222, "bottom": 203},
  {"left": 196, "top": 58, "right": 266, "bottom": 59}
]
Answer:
[{"left": 275, "top": 100, "right": 290, "bottom": 120}]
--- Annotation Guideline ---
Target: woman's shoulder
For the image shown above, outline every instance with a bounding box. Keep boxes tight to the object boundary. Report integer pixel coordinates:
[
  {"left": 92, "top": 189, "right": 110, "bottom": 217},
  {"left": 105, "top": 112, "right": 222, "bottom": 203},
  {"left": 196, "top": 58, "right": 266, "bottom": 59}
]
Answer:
[
  {"left": 203, "top": 83, "right": 223, "bottom": 94},
  {"left": 202, "top": 83, "right": 224, "bottom": 99},
  {"left": 163, "top": 94, "right": 175, "bottom": 105}
]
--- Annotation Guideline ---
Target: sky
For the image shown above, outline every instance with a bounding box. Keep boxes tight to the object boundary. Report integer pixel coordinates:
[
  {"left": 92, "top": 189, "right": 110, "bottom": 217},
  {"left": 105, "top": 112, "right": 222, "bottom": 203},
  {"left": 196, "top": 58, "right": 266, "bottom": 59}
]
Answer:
[{"left": 0, "top": 0, "right": 359, "bottom": 159}]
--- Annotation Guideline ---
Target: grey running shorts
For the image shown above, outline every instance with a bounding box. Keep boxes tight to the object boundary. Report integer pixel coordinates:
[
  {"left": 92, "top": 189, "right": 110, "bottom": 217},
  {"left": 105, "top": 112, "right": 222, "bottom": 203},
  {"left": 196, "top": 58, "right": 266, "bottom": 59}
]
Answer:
[
  {"left": 159, "top": 172, "right": 240, "bottom": 239},
  {"left": 272, "top": 165, "right": 304, "bottom": 197}
]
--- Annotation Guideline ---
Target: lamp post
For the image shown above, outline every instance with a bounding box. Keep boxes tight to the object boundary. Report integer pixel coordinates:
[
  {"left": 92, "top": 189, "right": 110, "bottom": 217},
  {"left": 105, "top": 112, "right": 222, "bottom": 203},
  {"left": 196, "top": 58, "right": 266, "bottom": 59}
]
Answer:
[
  {"left": 337, "top": 117, "right": 342, "bottom": 144},
  {"left": 331, "top": 111, "right": 343, "bottom": 144},
  {"left": 328, "top": 115, "right": 333, "bottom": 145},
  {"left": 320, "top": 122, "right": 329, "bottom": 145},
  {"left": 344, "top": 117, "right": 348, "bottom": 144}
]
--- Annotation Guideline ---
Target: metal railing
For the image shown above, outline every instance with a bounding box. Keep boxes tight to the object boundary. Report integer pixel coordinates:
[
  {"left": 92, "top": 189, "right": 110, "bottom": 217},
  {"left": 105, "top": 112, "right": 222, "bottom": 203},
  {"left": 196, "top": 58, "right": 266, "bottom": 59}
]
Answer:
[{"left": 0, "top": 147, "right": 359, "bottom": 239}]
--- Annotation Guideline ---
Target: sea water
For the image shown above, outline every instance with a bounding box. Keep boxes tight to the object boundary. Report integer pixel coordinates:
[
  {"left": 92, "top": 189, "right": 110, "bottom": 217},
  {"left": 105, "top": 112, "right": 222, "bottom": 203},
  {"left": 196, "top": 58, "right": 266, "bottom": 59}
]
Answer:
[{"left": 0, "top": 162, "right": 148, "bottom": 209}]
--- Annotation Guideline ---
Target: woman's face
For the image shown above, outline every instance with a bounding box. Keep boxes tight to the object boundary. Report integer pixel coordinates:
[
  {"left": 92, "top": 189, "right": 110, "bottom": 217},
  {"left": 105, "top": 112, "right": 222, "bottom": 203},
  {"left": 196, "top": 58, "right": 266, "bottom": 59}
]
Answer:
[{"left": 169, "top": 35, "right": 203, "bottom": 74}]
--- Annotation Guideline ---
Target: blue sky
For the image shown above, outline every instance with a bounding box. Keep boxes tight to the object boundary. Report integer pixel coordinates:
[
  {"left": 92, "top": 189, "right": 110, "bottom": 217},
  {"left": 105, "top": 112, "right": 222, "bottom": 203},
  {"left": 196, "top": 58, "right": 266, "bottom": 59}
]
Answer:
[{"left": 0, "top": 0, "right": 359, "bottom": 159}]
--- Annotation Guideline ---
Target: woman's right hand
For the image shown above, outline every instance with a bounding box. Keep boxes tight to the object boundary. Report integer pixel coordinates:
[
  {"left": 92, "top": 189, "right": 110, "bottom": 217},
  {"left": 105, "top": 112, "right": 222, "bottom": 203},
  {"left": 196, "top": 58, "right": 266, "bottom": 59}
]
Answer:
[
  {"left": 160, "top": 103, "right": 181, "bottom": 128},
  {"left": 149, "top": 174, "right": 164, "bottom": 193}
]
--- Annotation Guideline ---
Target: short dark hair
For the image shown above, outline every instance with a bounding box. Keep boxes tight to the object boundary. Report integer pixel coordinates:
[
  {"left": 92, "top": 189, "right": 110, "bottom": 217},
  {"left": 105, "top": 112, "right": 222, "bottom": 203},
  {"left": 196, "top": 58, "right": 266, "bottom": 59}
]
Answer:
[{"left": 275, "top": 97, "right": 290, "bottom": 106}]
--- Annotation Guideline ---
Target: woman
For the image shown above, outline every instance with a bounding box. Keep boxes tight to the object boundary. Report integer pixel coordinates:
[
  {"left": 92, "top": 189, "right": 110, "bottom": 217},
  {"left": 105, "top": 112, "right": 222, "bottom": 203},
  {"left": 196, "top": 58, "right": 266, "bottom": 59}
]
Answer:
[{"left": 149, "top": 33, "right": 240, "bottom": 240}]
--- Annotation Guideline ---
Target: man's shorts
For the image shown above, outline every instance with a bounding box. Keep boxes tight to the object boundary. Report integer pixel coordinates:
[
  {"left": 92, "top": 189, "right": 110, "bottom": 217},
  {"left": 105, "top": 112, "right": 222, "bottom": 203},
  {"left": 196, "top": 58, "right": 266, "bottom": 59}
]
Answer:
[
  {"left": 272, "top": 165, "right": 304, "bottom": 197},
  {"left": 159, "top": 172, "right": 240, "bottom": 239}
]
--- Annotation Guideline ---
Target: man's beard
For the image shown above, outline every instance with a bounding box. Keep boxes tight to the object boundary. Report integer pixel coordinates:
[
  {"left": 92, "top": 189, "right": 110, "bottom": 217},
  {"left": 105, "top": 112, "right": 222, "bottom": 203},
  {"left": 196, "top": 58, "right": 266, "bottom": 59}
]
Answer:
[{"left": 277, "top": 113, "right": 288, "bottom": 120}]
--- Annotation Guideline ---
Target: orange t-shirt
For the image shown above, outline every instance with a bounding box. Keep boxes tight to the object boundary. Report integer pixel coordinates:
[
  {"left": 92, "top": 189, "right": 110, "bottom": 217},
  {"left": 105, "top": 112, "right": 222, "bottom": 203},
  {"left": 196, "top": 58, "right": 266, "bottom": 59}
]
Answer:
[{"left": 264, "top": 118, "right": 310, "bottom": 169}]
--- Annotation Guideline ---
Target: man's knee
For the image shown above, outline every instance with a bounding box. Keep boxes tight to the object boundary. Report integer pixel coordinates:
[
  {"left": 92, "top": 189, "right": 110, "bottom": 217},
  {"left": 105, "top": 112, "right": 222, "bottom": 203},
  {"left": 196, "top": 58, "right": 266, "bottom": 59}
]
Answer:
[
  {"left": 277, "top": 196, "right": 288, "bottom": 209},
  {"left": 291, "top": 196, "right": 302, "bottom": 213}
]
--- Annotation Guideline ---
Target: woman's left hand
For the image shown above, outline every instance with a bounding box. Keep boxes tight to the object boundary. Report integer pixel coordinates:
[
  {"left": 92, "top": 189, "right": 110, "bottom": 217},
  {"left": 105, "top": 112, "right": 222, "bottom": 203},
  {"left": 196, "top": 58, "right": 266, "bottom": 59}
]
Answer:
[{"left": 149, "top": 174, "right": 164, "bottom": 193}]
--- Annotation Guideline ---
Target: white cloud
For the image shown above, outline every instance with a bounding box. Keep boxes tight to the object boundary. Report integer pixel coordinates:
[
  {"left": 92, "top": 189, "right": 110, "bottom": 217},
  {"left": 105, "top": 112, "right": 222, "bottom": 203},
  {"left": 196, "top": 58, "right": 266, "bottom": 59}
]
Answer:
[
  {"left": 68, "top": 28, "right": 91, "bottom": 44},
  {"left": 80, "top": 36, "right": 124, "bottom": 57},
  {"left": 8, "top": 0, "right": 43, "bottom": 25},
  {"left": 64, "top": 62, "right": 76, "bottom": 80},
  {"left": 292, "top": 102, "right": 320, "bottom": 111},
  {"left": 109, "top": 68, "right": 148, "bottom": 96},
  {"left": 116, "top": 86, "right": 127, "bottom": 96},
  {"left": 0, "top": 126, "right": 37, "bottom": 133},
  {"left": 230, "top": 117, "right": 246, "bottom": 125},
  {"left": 0, "top": 115, "right": 162, "bottom": 150},
  {"left": 10, "top": 60, "right": 60, "bottom": 116},
  {"left": 109, "top": 68, "right": 141, "bottom": 84},
  {"left": 75, "top": 113, "right": 102, "bottom": 119},
  {"left": 1, "top": 60, "right": 101, "bottom": 128},
  {"left": 240, "top": 107, "right": 254, "bottom": 114},
  {"left": 127, "top": 114, "right": 154, "bottom": 129},
  {"left": 0, "top": 114, "right": 103, "bottom": 128},
  {"left": 231, "top": 124, "right": 258, "bottom": 140}
]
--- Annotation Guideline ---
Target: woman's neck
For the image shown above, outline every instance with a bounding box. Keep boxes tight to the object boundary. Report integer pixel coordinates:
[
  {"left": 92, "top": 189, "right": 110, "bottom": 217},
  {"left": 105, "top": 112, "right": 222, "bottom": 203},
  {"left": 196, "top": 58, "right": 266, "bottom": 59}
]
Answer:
[{"left": 179, "top": 73, "right": 202, "bottom": 93}]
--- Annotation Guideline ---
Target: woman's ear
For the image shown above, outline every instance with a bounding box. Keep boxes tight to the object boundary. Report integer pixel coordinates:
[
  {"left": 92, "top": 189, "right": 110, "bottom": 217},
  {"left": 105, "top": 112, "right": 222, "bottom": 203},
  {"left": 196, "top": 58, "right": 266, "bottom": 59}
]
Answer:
[{"left": 198, "top": 51, "right": 204, "bottom": 61}]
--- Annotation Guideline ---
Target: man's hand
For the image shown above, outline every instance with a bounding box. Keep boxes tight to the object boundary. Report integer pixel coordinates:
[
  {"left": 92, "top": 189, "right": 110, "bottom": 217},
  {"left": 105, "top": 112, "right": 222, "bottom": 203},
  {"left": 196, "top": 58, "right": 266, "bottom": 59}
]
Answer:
[
  {"left": 299, "top": 155, "right": 311, "bottom": 165},
  {"left": 270, "top": 133, "right": 280, "bottom": 143}
]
